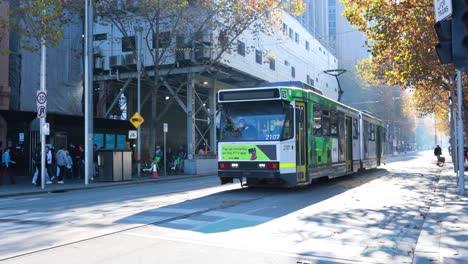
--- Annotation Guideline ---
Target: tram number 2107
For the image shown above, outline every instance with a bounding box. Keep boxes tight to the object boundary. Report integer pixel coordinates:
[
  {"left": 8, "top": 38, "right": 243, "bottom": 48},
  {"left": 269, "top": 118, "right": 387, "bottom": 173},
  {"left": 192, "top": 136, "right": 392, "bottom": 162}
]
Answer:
[{"left": 265, "top": 134, "right": 280, "bottom": 140}]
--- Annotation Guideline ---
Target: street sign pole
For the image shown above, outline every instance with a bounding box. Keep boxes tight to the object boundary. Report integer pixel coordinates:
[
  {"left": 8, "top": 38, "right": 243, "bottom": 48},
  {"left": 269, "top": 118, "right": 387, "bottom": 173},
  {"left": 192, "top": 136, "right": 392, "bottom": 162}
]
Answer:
[
  {"left": 39, "top": 27, "right": 46, "bottom": 190},
  {"left": 457, "top": 70, "right": 465, "bottom": 194},
  {"left": 164, "top": 123, "right": 168, "bottom": 176},
  {"left": 136, "top": 28, "right": 142, "bottom": 178}
]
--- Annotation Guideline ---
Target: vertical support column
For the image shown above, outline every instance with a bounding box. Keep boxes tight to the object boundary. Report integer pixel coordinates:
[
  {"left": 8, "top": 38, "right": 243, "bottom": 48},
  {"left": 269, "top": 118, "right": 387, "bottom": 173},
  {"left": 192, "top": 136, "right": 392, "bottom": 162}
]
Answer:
[
  {"left": 99, "top": 80, "right": 106, "bottom": 118},
  {"left": 450, "top": 91, "right": 458, "bottom": 173},
  {"left": 209, "top": 79, "right": 217, "bottom": 154},
  {"left": 84, "top": 0, "right": 94, "bottom": 185},
  {"left": 187, "top": 73, "right": 195, "bottom": 159},
  {"left": 150, "top": 89, "right": 157, "bottom": 152}
]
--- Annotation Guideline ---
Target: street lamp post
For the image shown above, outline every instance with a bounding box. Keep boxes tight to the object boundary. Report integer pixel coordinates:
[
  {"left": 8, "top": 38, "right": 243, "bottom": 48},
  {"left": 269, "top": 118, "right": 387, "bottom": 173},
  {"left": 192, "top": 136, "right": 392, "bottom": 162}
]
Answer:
[{"left": 323, "top": 69, "right": 346, "bottom": 102}]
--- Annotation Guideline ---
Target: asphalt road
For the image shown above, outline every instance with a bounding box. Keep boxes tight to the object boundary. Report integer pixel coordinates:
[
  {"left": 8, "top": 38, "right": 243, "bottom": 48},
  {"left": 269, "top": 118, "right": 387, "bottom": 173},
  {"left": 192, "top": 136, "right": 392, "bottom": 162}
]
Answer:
[{"left": 0, "top": 151, "right": 442, "bottom": 263}]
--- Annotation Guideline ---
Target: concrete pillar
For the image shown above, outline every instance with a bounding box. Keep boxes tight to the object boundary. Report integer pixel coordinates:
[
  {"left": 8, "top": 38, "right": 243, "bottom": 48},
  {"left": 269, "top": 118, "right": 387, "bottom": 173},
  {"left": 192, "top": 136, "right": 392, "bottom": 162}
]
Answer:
[
  {"left": 150, "top": 88, "right": 157, "bottom": 152},
  {"left": 187, "top": 73, "right": 195, "bottom": 159},
  {"left": 99, "top": 80, "right": 106, "bottom": 118},
  {"left": 209, "top": 79, "right": 217, "bottom": 154}
]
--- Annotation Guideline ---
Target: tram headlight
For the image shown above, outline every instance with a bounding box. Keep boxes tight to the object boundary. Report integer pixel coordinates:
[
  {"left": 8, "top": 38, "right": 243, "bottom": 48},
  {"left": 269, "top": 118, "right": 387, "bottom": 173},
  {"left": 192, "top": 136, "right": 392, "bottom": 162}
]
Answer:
[
  {"left": 258, "top": 163, "right": 266, "bottom": 168},
  {"left": 231, "top": 163, "right": 239, "bottom": 168}
]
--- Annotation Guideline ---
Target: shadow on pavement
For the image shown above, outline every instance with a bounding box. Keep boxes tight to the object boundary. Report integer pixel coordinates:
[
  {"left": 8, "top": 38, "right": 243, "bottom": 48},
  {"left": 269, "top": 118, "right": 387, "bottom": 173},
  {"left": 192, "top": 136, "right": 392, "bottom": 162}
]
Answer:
[{"left": 116, "top": 168, "right": 388, "bottom": 233}]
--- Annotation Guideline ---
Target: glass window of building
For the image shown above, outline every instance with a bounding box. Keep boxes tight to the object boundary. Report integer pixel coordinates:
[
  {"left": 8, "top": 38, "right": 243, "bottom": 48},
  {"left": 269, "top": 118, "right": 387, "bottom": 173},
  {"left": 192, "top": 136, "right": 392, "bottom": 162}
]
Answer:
[
  {"left": 269, "top": 58, "right": 275, "bottom": 70},
  {"left": 122, "top": 36, "right": 135, "bottom": 52},
  {"left": 237, "top": 40, "right": 245, "bottom": 56},
  {"left": 255, "top": 49, "right": 262, "bottom": 64}
]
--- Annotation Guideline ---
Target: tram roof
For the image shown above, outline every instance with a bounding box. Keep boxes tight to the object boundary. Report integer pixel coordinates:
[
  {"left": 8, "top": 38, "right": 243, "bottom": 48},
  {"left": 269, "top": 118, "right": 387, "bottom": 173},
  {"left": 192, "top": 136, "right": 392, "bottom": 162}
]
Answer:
[{"left": 218, "top": 86, "right": 384, "bottom": 125}]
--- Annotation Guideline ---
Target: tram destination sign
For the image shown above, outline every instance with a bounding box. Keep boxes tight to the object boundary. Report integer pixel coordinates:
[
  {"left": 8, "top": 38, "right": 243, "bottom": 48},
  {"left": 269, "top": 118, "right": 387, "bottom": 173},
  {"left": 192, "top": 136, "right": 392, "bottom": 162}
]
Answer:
[{"left": 219, "top": 88, "right": 280, "bottom": 101}]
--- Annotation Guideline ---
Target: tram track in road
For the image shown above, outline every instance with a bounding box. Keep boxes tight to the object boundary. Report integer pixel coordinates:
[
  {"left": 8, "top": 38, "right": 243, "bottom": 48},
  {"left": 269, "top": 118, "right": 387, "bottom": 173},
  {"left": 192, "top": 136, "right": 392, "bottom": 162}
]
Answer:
[
  {"left": 1, "top": 168, "right": 392, "bottom": 262},
  {"left": 0, "top": 183, "right": 277, "bottom": 262}
]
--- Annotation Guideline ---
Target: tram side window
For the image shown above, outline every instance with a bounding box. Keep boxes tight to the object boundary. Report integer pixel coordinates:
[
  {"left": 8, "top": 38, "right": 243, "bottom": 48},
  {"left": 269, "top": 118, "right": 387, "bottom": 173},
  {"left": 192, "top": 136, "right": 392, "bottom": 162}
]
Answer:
[
  {"left": 352, "top": 118, "right": 359, "bottom": 139},
  {"left": 363, "top": 121, "right": 369, "bottom": 140},
  {"left": 368, "top": 124, "right": 372, "bottom": 141},
  {"left": 282, "top": 105, "right": 294, "bottom": 140},
  {"left": 313, "top": 107, "right": 322, "bottom": 136},
  {"left": 370, "top": 124, "right": 375, "bottom": 141},
  {"left": 322, "top": 110, "right": 330, "bottom": 136},
  {"left": 330, "top": 111, "right": 338, "bottom": 137}
]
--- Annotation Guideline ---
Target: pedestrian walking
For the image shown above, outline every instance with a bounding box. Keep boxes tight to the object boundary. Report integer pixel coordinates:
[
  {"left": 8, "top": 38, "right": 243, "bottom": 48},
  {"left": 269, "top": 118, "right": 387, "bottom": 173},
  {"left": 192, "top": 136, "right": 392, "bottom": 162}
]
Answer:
[
  {"left": 93, "top": 144, "right": 98, "bottom": 180},
  {"left": 0, "top": 147, "right": 16, "bottom": 185},
  {"left": 55, "top": 145, "right": 67, "bottom": 184},
  {"left": 31, "top": 145, "right": 52, "bottom": 185},
  {"left": 65, "top": 150, "right": 74, "bottom": 179},
  {"left": 434, "top": 144, "right": 442, "bottom": 165},
  {"left": 45, "top": 146, "right": 56, "bottom": 182},
  {"left": 76, "top": 144, "right": 84, "bottom": 179}
]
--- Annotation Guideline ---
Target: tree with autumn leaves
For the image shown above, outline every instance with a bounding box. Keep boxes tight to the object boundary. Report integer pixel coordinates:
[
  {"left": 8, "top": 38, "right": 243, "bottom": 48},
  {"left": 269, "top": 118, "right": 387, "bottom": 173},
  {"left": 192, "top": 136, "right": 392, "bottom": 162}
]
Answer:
[{"left": 342, "top": 0, "right": 466, "bottom": 139}]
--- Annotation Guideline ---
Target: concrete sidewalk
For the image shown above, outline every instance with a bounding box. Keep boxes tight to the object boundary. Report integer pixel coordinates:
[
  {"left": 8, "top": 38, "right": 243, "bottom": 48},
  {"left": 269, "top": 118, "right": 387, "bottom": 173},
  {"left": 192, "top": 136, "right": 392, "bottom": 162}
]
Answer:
[
  {"left": 0, "top": 172, "right": 215, "bottom": 198},
  {"left": 414, "top": 159, "right": 468, "bottom": 263}
]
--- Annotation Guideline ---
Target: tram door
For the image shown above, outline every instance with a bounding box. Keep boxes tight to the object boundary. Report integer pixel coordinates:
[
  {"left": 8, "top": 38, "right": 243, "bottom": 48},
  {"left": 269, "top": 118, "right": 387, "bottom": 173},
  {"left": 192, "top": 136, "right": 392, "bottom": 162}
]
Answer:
[
  {"left": 345, "top": 116, "right": 353, "bottom": 172},
  {"left": 295, "top": 102, "right": 307, "bottom": 183},
  {"left": 376, "top": 126, "right": 382, "bottom": 166}
]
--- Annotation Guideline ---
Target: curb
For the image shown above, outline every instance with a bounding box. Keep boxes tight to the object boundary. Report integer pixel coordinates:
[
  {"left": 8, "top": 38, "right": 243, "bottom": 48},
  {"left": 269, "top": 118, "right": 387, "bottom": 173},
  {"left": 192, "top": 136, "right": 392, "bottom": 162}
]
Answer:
[{"left": 0, "top": 173, "right": 216, "bottom": 198}]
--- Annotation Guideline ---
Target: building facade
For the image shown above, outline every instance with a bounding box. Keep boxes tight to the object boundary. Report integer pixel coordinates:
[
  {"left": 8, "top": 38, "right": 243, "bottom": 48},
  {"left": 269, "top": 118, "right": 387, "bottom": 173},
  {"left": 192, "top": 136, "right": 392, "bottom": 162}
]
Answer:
[
  {"left": 91, "top": 8, "right": 340, "bottom": 171},
  {"left": 1, "top": 3, "right": 342, "bottom": 177}
]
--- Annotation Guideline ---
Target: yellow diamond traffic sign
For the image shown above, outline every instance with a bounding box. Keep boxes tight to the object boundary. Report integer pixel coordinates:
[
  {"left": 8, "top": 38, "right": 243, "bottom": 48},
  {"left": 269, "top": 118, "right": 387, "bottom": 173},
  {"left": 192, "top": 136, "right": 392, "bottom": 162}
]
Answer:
[{"left": 130, "top": 112, "right": 144, "bottom": 128}]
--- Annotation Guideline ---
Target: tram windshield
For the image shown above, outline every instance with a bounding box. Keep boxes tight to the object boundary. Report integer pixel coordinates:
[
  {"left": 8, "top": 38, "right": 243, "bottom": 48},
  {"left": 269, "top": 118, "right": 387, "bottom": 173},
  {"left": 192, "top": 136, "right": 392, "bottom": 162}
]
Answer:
[{"left": 219, "top": 101, "right": 293, "bottom": 142}]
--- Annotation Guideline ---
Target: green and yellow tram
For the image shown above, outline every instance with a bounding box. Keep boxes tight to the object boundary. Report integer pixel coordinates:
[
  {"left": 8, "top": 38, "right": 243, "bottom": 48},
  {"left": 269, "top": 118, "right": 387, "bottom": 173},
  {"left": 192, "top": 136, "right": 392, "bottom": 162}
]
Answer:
[{"left": 217, "top": 84, "right": 386, "bottom": 187}]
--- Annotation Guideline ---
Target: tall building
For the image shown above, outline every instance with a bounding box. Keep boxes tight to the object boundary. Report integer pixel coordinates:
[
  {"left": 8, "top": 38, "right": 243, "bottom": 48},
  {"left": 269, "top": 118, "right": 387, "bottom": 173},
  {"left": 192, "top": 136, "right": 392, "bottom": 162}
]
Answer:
[
  {"left": 300, "top": 0, "right": 369, "bottom": 65},
  {"left": 334, "top": 1, "right": 369, "bottom": 69},
  {"left": 299, "top": 0, "right": 333, "bottom": 50}
]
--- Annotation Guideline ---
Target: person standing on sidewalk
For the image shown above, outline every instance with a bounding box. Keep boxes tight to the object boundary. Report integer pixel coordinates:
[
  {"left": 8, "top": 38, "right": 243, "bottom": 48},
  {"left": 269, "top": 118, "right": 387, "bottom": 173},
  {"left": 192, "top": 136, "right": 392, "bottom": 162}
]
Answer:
[
  {"left": 55, "top": 145, "right": 67, "bottom": 184},
  {"left": 0, "top": 147, "right": 16, "bottom": 185}
]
